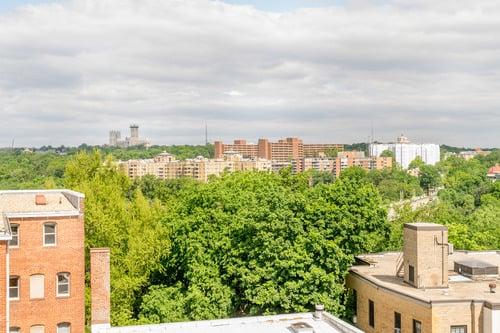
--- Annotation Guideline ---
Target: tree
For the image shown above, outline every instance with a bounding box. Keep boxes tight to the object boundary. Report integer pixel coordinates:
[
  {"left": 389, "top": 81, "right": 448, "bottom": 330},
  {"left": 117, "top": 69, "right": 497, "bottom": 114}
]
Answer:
[
  {"left": 325, "top": 148, "right": 339, "bottom": 158},
  {"left": 408, "top": 156, "right": 425, "bottom": 170},
  {"left": 380, "top": 150, "right": 394, "bottom": 158},
  {"left": 419, "top": 165, "right": 441, "bottom": 194}
]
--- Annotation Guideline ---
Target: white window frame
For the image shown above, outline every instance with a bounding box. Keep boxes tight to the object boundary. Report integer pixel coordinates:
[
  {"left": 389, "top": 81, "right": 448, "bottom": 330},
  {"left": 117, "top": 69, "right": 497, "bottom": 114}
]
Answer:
[
  {"left": 9, "top": 224, "right": 19, "bottom": 248},
  {"left": 9, "top": 276, "right": 20, "bottom": 300},
  {"left": 43, "top": 223, "right": 57, "bottom": 246},
  {"left": 56, "top": 273, "right": 70, "bottom": 297},
  {"left": 9, "top": 327, "right": 21, "bottom": 333},
  {"left": 57, "top": 322, "right": 71, "bottom": 333}
]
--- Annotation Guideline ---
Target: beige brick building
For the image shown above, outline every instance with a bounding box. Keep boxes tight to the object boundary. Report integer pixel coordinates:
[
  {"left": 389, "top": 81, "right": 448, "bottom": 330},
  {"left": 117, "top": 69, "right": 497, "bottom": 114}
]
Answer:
[
  {"left": 332, "top": 151, "right": 392, "bottom": 177},
  {"left": 348, "top": 223, "right": 500, "bottom": 333},
  {"left": 300, "top": 151, "right": 392, "bottom": 176},
  {"left": 119, "top": 152, "right": 272, "bottom": 182}
]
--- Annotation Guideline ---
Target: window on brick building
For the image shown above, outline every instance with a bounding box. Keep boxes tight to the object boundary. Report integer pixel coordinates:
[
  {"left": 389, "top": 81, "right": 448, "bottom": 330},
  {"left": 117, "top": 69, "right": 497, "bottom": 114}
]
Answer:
[
  {"left": 413, "top": 319, "right": 422, "bottom": 333},
  {"left": 57, "top": 273, "right": 70, "bottom": 297},
  {"left": 409, "top": 265, "right": 415, "bottom": 283},
  {"left": 9, "top": 276, "right": 19, "bottom": 300},
  {"left": 43, "top": 223, "right": 57, "bottom": 246},
  {"left": 9, "top": 327, "right": 20, "bottom": 333},
  {"left": 57, "top": 323, "right": 71, "bottom": 333},
  {"left": 10, "top": 224, "right": 19, "bottom": 247},
  {"left": 30, "top": 274, "right": 45, "bottom": 299},
  {"left": 352, "top": 289, "right": 357, "bottom": 315},
  {"left": 394, "top": 312, "right": 401, "bottom": 333},
  {"left": 30, "top": 325, "right": 44, "bottom": 333},
  {"left": 451, "top": 326, "right": 467, "bottom": 333},
  {"left": 368, "top": 299, "right": 375, "bottom": 327}
]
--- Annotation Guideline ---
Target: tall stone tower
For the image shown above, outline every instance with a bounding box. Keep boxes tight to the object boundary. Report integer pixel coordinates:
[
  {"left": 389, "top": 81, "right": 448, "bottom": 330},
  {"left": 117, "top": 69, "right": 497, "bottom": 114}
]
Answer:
[
  {"left": 129, "top": 124, "right": 139, "bottom": 145},
  {"left": 403, "top": 223, "right": 449, "bottom": 289},
  {"left": 109, "top": 131, "right": 121, "bottom": 146}
]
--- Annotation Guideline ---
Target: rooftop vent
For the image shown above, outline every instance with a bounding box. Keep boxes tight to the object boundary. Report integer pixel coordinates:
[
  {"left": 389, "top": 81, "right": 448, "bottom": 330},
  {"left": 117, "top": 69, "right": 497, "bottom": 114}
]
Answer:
[
  {"left": 454, "top": 259, "right": 498, "bottom": 279},
  {"left": 35, "top": 194, "right": 47, "bottom": 206},
  {"left": 290, "top": 322, "right": 314, "bottom": 333},
  {"left": 313, "top": 304, "right": 324, "bottom": 320}
]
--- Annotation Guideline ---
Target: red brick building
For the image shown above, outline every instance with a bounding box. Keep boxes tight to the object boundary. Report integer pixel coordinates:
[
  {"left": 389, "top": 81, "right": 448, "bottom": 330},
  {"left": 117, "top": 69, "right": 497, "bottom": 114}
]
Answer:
[
  {"left": 214, "top": 138, "right": 344, "bottom": 170},
  {"left": 0, "top": 190, "right": 85, "bottom": 333}
]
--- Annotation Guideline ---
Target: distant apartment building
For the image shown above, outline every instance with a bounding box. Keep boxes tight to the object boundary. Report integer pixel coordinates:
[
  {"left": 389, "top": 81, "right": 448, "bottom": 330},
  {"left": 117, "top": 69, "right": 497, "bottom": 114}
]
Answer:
[
  {"left": 214, "top": 138, "right": 344, "bottom": 171},
  {"left": 0, "top": 190, "right": 86, "bottom": 333},
  {"left": 348, "top": 222, "right": 500, "bottom": 333},
  {"left": 332, "top": 151, "right": 393, "bottom": 177},
  {"left": 458, "top": 149, "right": 491, "bottom": 161},
  {"left": 119, "top": 152, "right": 272, "bottom": 182},
  {"left": 370, "top": 135, "right": 440, "bottom": 169},
  {"left": 109, "top": 125, "right": 150, "bottom": 148},
  {"left": 90, "top": 249, "right": 365, "bottom": 333},
  {"left": 301, "top": 151, "right": 392, "bottom": 177}
]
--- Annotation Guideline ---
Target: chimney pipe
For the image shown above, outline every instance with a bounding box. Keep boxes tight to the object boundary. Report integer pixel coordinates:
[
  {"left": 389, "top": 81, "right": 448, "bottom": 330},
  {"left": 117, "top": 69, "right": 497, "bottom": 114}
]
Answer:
[
  {"left": 91, "top": 248, "right": 111, "bottom": 333},
  {"left": 313, "top": 304, "right": 324, "bottom": 320}
]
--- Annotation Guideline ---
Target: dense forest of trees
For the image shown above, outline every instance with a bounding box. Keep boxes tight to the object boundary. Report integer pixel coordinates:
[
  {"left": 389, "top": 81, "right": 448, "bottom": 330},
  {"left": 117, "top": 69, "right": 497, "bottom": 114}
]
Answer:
[{"left": 0, "top": 145, "right": 498, "bottom": 326}]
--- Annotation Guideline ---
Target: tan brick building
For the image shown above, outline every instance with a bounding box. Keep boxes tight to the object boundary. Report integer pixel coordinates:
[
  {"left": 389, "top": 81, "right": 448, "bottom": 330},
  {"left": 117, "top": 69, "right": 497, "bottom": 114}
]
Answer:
[
  {"left": 300, "top": 151, "right": 392, "bottom": 176},
  {"left": 332, "top": 151, "right": 392, "bottom": 177},
  {"left": 0, "top": 190, "right": 85, "bottom": 333},
  {"left": 348, "top": 222, "right": 500, "bottom": 333},
  {"left": 119, "top": 152, "right": 272, "bottom": 182}
]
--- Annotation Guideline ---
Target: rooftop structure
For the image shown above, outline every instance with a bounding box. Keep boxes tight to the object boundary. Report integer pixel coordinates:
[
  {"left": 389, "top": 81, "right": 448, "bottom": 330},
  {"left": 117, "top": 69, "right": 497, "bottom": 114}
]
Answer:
[
  {"left": 369, "top": 135, "right": 440, "bottom": 169},
  {"left": 348, "top": 222, "right": 500, "bottom": 333}
]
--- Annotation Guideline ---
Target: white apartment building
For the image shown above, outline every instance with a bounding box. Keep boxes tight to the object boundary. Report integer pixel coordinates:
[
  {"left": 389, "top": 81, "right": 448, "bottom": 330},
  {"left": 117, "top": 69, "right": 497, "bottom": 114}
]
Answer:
[{"left": 369, "top": 135, "right": 440, "bottom": 169}]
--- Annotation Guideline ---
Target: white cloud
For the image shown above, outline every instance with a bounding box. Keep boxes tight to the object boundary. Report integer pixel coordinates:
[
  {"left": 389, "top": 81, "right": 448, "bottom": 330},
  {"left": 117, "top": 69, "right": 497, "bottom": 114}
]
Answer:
[{"left": 0, "top": 0, "right": 499, "bottom": 147}]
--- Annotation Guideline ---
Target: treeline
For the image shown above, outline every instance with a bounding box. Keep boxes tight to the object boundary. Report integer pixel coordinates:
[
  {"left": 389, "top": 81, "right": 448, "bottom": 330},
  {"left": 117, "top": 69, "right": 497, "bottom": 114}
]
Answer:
[{"left": 0, "top": 145, "right": 212, "bottom": 189}]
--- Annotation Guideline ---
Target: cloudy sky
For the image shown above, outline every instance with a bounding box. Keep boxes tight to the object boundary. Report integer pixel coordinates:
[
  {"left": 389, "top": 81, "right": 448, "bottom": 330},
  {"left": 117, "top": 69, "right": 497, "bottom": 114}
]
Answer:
[{"left": 0, "top": 0, "right": 499, "bottom": 147}]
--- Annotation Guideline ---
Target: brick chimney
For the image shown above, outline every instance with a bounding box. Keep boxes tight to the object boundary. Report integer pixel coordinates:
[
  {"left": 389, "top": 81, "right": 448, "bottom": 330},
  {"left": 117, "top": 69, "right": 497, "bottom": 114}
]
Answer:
[
  {"left": 91, "top": 248, "right": 111, "bottom": 332},
  {"left": 403, "top": 223, "right": 449, "bottom": 289},
  {"left": 35, "top": 194, "right": 47, "bottom": 205}
]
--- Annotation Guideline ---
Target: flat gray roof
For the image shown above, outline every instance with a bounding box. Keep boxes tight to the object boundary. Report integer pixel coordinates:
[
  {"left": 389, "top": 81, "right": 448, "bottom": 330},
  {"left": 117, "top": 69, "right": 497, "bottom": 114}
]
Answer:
[
  {"left": 351, "top": 250, "right": 500, "bottom": 306},
  {"left": 95, "top": 312, "right": 363, "bottom": 333}
]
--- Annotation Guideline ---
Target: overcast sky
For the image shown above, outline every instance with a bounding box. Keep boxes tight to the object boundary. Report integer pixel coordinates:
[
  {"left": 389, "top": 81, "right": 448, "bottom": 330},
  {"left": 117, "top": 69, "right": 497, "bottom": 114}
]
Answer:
[{"left": 0, "top": 0, "right": 499, "bottom": 147}]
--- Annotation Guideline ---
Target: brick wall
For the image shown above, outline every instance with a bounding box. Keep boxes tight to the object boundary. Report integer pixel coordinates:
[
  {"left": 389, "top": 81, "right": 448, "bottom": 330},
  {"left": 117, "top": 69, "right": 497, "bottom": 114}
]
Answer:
[
  {"left": 9, "top": 214, "right": 85, "bottom": 333},
  {"left": 90, "top": 248, "right": 110, "bottom": 327},
  {"left": 0, "top": 241, "right": 7, "bottom": 333},
  {"left": 347, "top": 273, "right": 433, "bottom": 333}
]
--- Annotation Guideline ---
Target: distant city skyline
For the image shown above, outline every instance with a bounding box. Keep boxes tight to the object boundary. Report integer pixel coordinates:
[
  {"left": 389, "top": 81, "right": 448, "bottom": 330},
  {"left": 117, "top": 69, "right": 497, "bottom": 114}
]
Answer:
[{"left": 0, "top": 0, "right": 499, "bottom": 148}]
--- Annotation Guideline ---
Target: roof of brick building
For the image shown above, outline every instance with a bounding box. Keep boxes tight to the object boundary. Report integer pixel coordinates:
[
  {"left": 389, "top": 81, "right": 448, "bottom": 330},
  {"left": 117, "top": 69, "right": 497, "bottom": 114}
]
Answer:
[
  {"left": 0, "top": 190, "right": 84, "bottom": 236},
  {"left": 351, "top": 250, "right": 500, "bottom": 307}
]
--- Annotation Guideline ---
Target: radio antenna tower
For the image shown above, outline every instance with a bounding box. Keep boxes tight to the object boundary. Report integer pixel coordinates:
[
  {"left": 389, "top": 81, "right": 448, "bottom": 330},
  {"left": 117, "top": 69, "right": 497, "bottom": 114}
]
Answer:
[{"left": 205, "top": 122, "right": 208, "bottom": 145}]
